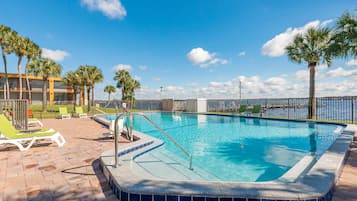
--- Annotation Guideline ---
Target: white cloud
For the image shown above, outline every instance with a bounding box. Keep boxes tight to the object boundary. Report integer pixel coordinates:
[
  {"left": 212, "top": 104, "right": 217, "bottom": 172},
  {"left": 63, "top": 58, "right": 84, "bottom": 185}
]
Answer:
[
  {"left": 262, "top": 20, "right": 331, "bottom": 57},
  {"left": 187, "top": 47, "right": 228, "bottom": 67},
  {"left": 325, "top": 67, "right": 357, "bottom": 78},
  {"left": 41, "top": 48, "right": 69, "bottom": 62},
  {"left": 133, "top": 75, "right": 141, "bottom": 81},
  {"left": 152, "top": 77, "right": 160, "bottom": 81},
  {"left": 294, "top": 70, "right": 309, "bottom": 80},
  {"left": 112, "top": 64, "right": 131, "bottom": 72},
  {"left": 294, "top": 64, "right": 329, "bottom": 80},
  {"left": 139, "top": 65, "right": 147, "bottom": 71},
  {"left": 81, "top": 0, "right": 127, "bottom": 20},
  {"left": 346, "top": 58, "right": 357, "bottom": 66},
  {"left": 264, "top": 77, "right": 287, "bottom": 85},
  {"left": 187, "top": 48, "right": 212, "bottom": 64},
  {"left": 238, "top": 51, "right": 246, "bottom": 56}
]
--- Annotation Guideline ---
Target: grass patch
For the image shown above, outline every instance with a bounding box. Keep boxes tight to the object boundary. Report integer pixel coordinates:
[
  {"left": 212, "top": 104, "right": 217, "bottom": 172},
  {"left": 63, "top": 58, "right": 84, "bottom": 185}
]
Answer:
[{"left": 29, "top": 104, "right": 155, "bottom": 119}]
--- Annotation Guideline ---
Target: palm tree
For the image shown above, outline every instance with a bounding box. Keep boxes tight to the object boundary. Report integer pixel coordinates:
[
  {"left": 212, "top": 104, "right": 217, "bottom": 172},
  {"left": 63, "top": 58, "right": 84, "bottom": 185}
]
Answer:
[
  {"left": 87, "top": 66, "right": 103, "bottom": 107},
  {"left": 24, "top": 38, "right": 41, "bottom": 104},
  {"left": 76, "top": 65, "right": 103, "bottom": 111},
  {"left": 113, "top": 69, "right": 141, "bottom": 109},
  {"left": 113, "top": 69, "right": 131, "bottom": 101},
  {"left": 329, "top": 12, "right": 357, "bottom": 58},
  {"left": 63, "top": 71, "right": 81, "bottom": 108},
  {"left": 11, "top": 33, "right": 28, "bottom": 99},
  {"left": 104, "top": 85, "right": 116, "bottom": 101},
  {"left": 0, "top": 25, "right": 14, "bottom": 99},
  {"left": 28, "top": 58, "right": 62, "bottom": 112},
  {"left": 127, "top": 79, "right": 141, "bottom": 110},
  {"left": 285, "top": 27, "right": 332, "bottom": 119}
]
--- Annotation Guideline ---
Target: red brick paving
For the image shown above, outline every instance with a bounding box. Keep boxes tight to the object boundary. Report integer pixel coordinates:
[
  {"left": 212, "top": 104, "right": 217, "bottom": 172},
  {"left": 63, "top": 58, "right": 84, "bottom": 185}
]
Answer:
[{"left": 0, "top": 118, "right": 130, "bottom": 201}]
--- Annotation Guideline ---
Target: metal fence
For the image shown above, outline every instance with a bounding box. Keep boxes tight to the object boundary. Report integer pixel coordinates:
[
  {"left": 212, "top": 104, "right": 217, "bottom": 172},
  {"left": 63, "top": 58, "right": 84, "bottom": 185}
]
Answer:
[
  {"left": 207, "top": 96, "right": 357, "bottom": 124},
  {"left": 95, "top": 96, "right": 357, "bottom": 124},
  {"left": 0, "top": 99, "right": 28, "bottom": 130}
]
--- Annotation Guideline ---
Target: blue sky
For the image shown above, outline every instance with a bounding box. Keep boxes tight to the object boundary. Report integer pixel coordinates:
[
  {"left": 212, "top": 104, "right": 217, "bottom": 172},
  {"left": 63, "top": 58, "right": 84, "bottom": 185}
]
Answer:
[{"left": 1, "top": 0, "right": 356, "bottom": 99}]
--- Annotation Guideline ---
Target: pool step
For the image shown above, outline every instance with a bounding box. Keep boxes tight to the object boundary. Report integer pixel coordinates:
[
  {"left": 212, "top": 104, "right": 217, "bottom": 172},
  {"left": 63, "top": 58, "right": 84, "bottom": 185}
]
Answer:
[{"left": 132, "top": 147, "right": 220, "bottom": 181}]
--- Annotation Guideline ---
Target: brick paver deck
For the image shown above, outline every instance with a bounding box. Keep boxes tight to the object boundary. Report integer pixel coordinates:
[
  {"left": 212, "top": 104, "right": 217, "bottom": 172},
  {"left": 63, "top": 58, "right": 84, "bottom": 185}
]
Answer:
[
  {"left": 0, "top": 118, "right": 356, "bottom": 201},
  {"left": 0, "top": 118, "right": 129, "bottom": 201}
]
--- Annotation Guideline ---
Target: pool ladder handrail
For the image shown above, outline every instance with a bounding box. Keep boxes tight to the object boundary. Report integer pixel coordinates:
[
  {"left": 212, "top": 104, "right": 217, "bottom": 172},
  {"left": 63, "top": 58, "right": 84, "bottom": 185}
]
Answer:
[{"left": 114, "top": 112, "right": 193, "bottom": 170}]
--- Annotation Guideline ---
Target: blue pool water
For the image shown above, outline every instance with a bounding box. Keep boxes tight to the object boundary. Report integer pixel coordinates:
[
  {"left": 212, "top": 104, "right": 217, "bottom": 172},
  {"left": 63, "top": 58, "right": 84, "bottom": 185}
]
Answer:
[{"left": 103, "top": 113, "right": 344, "bottom": 182}]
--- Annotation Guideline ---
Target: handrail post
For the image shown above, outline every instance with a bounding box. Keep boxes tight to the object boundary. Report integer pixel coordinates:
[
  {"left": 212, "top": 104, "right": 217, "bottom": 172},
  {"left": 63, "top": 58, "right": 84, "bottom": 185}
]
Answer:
[{"left": 114, "top": 113, "right": 126, "bottom": 168}]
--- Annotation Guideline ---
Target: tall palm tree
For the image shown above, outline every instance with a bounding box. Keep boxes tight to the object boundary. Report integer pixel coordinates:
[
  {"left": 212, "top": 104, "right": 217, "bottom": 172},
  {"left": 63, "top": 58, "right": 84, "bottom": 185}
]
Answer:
[
  {"left": 0, "top": 25, "right": 14, "bottom": 99},
  {"left": 11, "top": 33, "right": 28, "bottom": 99},
  {"left": 329, "top": 12, "right": 357, "bottom": 58},
  {"left": 285, "top": 27, "right": 332, "bottom": 119},
  {"left": 63, "top": 71, "right": 81, "bottom": 108},
  {"left": 104, "top": 85, "right": 116, "bottom": 101},
  {"left": 88, "top": 66, "right": 103, "bottom": 107},
  {"left": 113, "top": 69, "right": 131, "bottom": 101},
  {"left": 28, "top": 58, "right": 62, "bottom": 112},
  {"left": 127, "top": 79, "right": 141, "bottom": 110},
  {"left": 24, "top": 38, "right": 41, "bottom": 104},
  {"left": 113, "top": 69, "right": 141, "bottom": 109}
]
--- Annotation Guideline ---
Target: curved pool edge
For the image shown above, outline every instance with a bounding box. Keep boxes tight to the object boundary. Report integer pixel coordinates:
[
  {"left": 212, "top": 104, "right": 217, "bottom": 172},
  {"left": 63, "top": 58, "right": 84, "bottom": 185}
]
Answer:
[{"left": 94, "top": 114, "right": 356, "bottom": 201}]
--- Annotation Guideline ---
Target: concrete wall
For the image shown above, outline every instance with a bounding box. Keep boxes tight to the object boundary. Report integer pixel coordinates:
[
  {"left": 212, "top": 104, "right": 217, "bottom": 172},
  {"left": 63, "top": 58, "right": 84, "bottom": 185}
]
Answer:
[
  {"left": 162, "top": 99, "right": 174, "bottom": 111},
  {"left": 196, "top": 98, "right": 207, "bottom": 113}
]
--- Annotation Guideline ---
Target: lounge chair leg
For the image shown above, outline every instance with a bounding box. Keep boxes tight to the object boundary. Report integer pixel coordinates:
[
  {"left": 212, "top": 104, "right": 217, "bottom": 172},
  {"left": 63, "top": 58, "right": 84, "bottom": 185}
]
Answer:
[{"left": 53, "top": 133, "right": 66, "bottom": 147}]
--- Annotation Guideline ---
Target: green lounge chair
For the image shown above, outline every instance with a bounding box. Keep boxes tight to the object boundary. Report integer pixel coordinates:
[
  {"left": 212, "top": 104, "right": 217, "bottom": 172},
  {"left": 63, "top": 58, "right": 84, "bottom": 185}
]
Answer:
[
  {"left": 74, "top": 107, "right": 87, "bottom": 118},
  {"left": 58, "top": 107, "right": 71, "bottom": 119},
  {"left": 0, "top": 114, "right": 66, "bottom": 151}
]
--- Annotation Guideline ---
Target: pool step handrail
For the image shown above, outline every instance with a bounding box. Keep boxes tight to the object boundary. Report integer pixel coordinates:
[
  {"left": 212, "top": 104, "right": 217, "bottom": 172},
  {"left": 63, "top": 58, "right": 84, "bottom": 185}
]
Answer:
[{"left": 113, "top": 112, "right": 193, "bottom": 170}]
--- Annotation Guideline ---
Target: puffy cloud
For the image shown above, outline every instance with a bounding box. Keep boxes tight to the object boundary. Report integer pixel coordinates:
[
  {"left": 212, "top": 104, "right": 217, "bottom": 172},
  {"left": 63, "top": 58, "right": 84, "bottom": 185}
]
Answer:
[
  {"left": 112, "top": 64, "right": 131, "bottom": 72},
  {"left": 139, "top": 65, "right": 147, "bottom": 71},
  {"left": 294, "top": 70, "right": 309, "bottom": 80},
  {"left": 187, "top": 47, "right": 228, "bottom": 67},
  {"left": 294, "top": 64, "right": 328, "bottom": 80},
  {"left": 325, "top": 67, "right": 357, "bottom": 78},
  {"left": 264, "top": 77, "right": 287, "bottom": 85},
  {"left": 41, "top": 48, "right": 69, "bottom": 62},
  {"left": 187, "top": 48, "right": 212, "bottom": 64},
  {"left": 346, "top": 58, "right": 357, "bottom": 66},
  {"left": 262, "top": 20, "right": 331, "bottom": 57},
  {"left": 81, "top": 0, "right": 127, "bottom": 20},
  {"left": 238, "top": 51, "right": 246, "bottom": 56}
]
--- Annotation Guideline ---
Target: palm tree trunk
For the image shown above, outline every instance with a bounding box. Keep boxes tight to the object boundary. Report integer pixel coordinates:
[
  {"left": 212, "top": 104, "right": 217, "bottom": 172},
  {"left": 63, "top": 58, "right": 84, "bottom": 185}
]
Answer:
[
  {"left": 42, "top": 78, "right": 47, "bottom": 112},
  {"left": 308, "top": 63, "right": 316, "bottom": 119},
  {"left": 73, "top": 89, "right": 77, "bottom": 108},
  {"left": 17, "top": 56, "right": 23, "bottom": 99},
  {"left": 87, "top": 87, "right": 91, "bottom": 112},
  {"left": 25, "top": 58, "right": 32, "bottom": 104},
  {"left": 2, "top": 48, "right": 9, "bottom": 100},
  {"left": 91, "top": 86, "right": 95, "bottom": 106},
  {"left": 108, "top": 93, "right": 111, "bottom": 101}
]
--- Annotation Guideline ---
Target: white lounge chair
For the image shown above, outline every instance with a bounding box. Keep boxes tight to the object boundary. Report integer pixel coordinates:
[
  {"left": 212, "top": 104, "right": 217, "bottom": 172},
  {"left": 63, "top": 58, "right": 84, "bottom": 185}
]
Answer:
[
  {"left": 0, "top": 114, "right": 66, "bottom": 151},
  {"left": 103, "top": 119, "right": 124, "bottom": 138}
]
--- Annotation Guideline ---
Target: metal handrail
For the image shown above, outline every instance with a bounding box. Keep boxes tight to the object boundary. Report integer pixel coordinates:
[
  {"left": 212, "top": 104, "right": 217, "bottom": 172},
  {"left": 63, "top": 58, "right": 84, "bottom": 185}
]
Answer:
[{"left": 113, "top": 112, "right": 193, "bottom": 170}]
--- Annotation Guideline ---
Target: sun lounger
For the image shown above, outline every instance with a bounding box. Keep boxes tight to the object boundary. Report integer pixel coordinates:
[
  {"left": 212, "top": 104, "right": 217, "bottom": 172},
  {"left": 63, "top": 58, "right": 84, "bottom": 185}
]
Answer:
[
  {"left": 74, "top": 107, "right": 87, "bottom": 118},
  {"left": 58, "top": 107, "right": 71, "bottom": 119},
  {"left": 0, "top": 114, "right": 66, "bottom": 151}
]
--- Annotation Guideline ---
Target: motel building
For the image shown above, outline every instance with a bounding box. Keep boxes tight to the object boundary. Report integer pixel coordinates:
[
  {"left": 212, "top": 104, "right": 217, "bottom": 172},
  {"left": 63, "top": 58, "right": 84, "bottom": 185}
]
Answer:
[{"left": 0, "top": 73, "right": 75, "bottom": 105}]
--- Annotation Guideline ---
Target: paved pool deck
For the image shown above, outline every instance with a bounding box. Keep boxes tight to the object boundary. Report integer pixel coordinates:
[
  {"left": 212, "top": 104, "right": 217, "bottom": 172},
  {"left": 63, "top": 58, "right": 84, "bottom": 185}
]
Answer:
[{"left": 0, "top": 119, "right": 356, "bottom": 201}]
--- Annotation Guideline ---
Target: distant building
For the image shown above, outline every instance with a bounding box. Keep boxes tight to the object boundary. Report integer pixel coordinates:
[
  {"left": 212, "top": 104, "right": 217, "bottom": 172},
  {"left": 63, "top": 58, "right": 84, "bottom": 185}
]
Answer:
[{"left": 0, "top": 73, "right": 74, "bottom": 105}]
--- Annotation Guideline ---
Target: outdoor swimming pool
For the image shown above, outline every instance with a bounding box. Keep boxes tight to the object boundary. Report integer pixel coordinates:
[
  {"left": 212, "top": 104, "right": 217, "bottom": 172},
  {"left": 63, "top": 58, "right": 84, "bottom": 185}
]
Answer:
[{"left": 102, "top": 112, "right": 344, "bottom": 182}]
